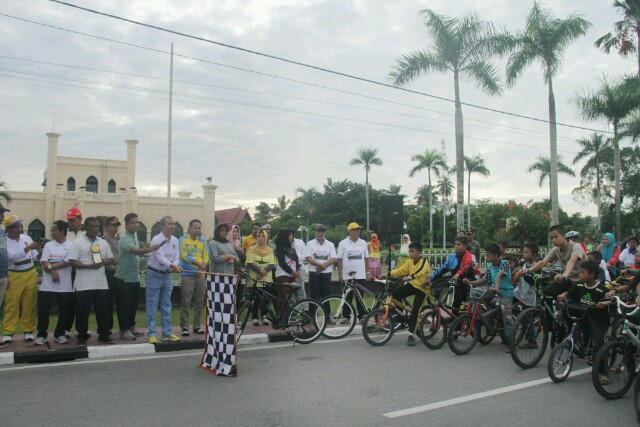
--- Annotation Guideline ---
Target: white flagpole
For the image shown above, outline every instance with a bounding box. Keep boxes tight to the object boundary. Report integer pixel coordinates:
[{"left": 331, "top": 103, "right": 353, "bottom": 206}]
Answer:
[{"left": 166, "top": 42, "right": 174, "bottom": 213}]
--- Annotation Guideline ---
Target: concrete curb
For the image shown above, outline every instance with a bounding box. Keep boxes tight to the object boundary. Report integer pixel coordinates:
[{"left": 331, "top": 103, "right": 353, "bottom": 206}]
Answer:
[
  {"left": 0, "top": 353, "right": 14, "bottom": 365},
  {"left": 88, "top": 344, "right": 155, "bottom": 358}
]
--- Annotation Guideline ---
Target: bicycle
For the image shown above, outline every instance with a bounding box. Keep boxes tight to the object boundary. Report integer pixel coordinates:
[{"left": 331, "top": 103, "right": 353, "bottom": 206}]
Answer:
[
  {"left": 418, "top": 280, "right": 457, "bottom": 349},
  {"left": 447, "top": 288, "right": 503, "bottom": 355},
  {"left": 591, "top": 296, "right": 638, "bottom": 399},
  {"left": 236, "top": 273, "right": 326, "bottom": 344}
]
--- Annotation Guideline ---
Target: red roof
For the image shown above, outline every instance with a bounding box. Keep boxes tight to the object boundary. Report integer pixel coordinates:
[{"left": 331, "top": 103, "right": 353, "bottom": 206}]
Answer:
[{"left": 215, "top": 207, "right": 252, "bottom": 226}]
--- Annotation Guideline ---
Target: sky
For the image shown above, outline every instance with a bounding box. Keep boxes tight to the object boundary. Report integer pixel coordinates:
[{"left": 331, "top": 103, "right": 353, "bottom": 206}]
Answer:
[{"left": 0, "top": 0, "right": 635, "bottom": 216}]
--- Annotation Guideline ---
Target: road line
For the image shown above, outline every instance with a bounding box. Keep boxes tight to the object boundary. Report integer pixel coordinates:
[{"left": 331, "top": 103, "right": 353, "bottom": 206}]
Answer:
[{"left": 382, "top": 367, "right": 591, "bottom": 418}]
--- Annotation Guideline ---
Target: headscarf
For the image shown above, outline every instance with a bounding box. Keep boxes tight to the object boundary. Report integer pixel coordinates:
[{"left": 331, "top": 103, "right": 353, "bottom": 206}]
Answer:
[
  {"left": 249, "top": 229, "right": 273, "bottom": 257},
  {"left": 369, "top": 233, "right": 380, "bottom": 251},
  {"left": 600, "top": 232, "right": 617, "bottom": 262},
  {"left": 227, "top": 224, "right": 242, "bottom": 249},
  {"left": 400, "top": 234, "right": 411, "bottom": 255}
]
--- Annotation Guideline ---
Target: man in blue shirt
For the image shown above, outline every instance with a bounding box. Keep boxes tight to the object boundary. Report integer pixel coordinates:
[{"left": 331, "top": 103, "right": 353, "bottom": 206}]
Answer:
[{"left": 0, "top": 204, "right": 8, "bottom": 348}]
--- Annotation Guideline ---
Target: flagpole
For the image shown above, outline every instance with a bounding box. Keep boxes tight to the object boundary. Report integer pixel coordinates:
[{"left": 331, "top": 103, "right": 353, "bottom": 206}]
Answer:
[{"left": 166, "top": 42, "right": 174, "bottom": 213}]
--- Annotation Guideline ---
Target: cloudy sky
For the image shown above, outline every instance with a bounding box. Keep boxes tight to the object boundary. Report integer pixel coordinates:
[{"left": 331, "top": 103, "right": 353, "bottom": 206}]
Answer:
[{"left": 1, "top": 0, "right": 634, "bottom": 216}]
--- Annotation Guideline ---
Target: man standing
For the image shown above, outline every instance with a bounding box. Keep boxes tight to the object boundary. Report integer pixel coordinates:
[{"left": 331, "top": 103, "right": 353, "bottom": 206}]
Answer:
[
  {"left": 178, "top": 219, "right": 209, "bottom": 337},
  {"left": 115, "top": 213, "right": 160, "bottom": 340},
  {"left": 36, "top": 220, "right": 73, "bottom": 345},
  {"left": 466, "top": 229, "right": 481, "bottom": 263},
  {"left": 67, "top": 217, "right": 114, "bottom": 345},
  {"left": 65, "top": 207, "right": 84, "bottom": 336},
  {"left": 337, "top": 222, "right": 371, "bottom": 321},
  {"left": 305, "top": 224, "right": 337, "bottom": 321},
  {"left": 241, "top": 222, "right": 261, "bottom": 253},
  {"left": 0, "top": 204, "right": 9, "bottom": 346},
  {"left": 146, "top": 216, "right": 182, "bottom": 343},
  {"left": 292, "top": 235, "right": 307, "bottom": 303},
  {"left": 3, "top": 215, "right": 41, "bottom": 344},
  {"left": 103, "top": 216, "right": 121, "bottom": 334}
]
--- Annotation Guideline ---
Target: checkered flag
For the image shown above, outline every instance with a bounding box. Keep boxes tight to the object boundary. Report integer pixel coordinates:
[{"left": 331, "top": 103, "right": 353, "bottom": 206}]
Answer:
[{"left": 200, "top": 274, "right": 237, "bottom": 377}]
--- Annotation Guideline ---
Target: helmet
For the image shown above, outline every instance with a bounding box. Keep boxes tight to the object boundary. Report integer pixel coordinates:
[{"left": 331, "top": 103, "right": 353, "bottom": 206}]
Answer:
[
  {"left": 565, "top": 230, "right": 580, "bottom": 238},
  {"left": 66, "top": 207, "right": 82, "bottom": 219}
]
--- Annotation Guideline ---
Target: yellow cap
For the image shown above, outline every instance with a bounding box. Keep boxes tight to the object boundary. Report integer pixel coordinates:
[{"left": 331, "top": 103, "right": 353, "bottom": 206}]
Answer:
[
  {"left": 3, "top": 214, "right": 22, "bottom": 229},
  {"left": 347, "top": 222, "right": 363, "bottom": 231}
]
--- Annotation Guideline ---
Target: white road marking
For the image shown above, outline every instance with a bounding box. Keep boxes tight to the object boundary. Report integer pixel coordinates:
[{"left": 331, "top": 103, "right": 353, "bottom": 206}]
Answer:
[{"left": 383, "top": 367, "right": 592, "bottom": 418}]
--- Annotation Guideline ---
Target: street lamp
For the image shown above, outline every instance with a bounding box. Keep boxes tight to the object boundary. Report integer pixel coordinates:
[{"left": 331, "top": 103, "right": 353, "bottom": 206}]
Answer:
[
  {"left": 431, "top": 200, "right": 456, "bottom": 250},
  {"left": 297, "top": 225, "right": 307, "bottom": 242}
]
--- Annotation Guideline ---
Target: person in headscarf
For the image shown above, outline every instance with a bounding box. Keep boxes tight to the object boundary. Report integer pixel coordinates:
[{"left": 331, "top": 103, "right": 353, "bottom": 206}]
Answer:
[
  {"left": 598, "top": 232, "right": 621, "bottom": 276},
  {"left": 274, "top": 228, "right": 300, "bottom": 323},
  {"left": 245, "top": 229, "right": 275, "bottom": 326},
  {"left": 227, "top": 224, "right": 246, "bottom": 267},
  {"left": 398, "top": 234, "right": 411, "bottom": 268},
  {"left": 209, "top": 223, "right": 238, "bottom": 276},
  {"left": 367, "top": 233, "right": 382, "bottom": 279}
]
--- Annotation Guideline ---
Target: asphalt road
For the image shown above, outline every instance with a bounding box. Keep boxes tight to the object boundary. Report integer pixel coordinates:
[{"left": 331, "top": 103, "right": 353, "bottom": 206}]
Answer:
[{"left": 0, "top": 334, "right": 636, "bottom": 426}]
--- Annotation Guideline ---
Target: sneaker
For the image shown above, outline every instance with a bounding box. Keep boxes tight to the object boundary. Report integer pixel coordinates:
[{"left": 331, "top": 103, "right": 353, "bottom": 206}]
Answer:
[
  {"left": 98, "top": 336, "right": 115, "bottom": 345},
  {"left": 253, "top": 319, "right": 260, "bottom": 326},
  {"left": 339, "top": 318, "right": 350, "bottom": 325},
  {"left": 181, "top": 328, "right": 190, "bottom": 337},
  {"left": 35, "top": 337, "right": 47, "bottom": 345},
  {"left": 24, "top": 333, "right": 34, "bottom": 342},
  {"left": 121, "top": 330, "right": 136, "bottom": 341},
  {"left": 130, "top": 328, "right": 144, "bottom": 337},
  {"left": 161, "top": 334, "right": 180, "bottom": 342},
  {"left": 3, "top": 336, "right": 12, "bottom": 344},
  {"left": 599, "top": 374, "right": 610, "bottom": 385},
  {"left": 193, "top": 328, "right": 204, "bottom": 335},
  {"left": 65, "top": 330, "right": 71, "bottom": 338},
  {"left": 55, "top": 336, "right": 69, "bottom": 344},
  {"left": 262, "top": 317, "right": 270, "bottom": 326},
  {"left": 149, "top": 336, "right": 158, "bottom": 344},
  {"left": 407, "top": 335, "right": 416, "bottom": 347},
  {"left": 519, "top": 340, "right": 538, "bottom": 349}
]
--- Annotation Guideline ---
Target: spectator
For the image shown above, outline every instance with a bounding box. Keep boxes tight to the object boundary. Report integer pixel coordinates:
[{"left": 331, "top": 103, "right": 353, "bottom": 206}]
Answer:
[
  {"left": 67, "top": 217, "right": 114, "bottom": 345},
  {"left": 65, "top": 207, "right": 84, "bottom": 336},
  {"left": 566, "top": 231, "right": 588, "bottom": 253},
  {"left": 619, "top": 236, "right": 638, "bottom": 267},
  {"left": 227, "top": 224, "right": 246, "bottom": 268},
  {"left": 466, "top": 229, "right": 481, "bottom": 263},
  {"left": 146, "top": 216, "right": 182, "bottom": 343},
  {"left": 292, "top": 235, "right": 307, "bottom": 303},
  {"left": 3, "top": 215, "right": 41, "bottom": 344},
  {"left": 0, "top": 204, "right": 8, "bottom": 347},
  {"left": 36, "top": 220, "right": 73, "bottom": 345},
  {"left": 584, "top": 235, "right": 595, "bottom": 252},
  {"left": 305, "top": 224, "right": 337, "bottom": 322},
  {"left": 367, "top": 233, "right": 383, "bottom": 279},
  {"left": 245, "top": 229, "right": 275, "bottom": 325},
  {"left": 389, "top": 244, "right": 398, "bottom": 270},
  {"left": 398, "top": 234, "right": 411, "bottom": 268},
  {"left": 102, "top": 216, "right": 121, "bottom": 334},
  {"left": 241, "top": 222, "right": 261, "bottom": 253},
  {"left": 598, "top": 232, "right": 621, "bottom": 276},
  {"left": 274, "top": 228, "right": 300, "bottom": 323},
  {"left": 178, "top": 219, "right": 209, "bottom": 337},
  {"left": 337, "top": 223, "right": 371, "bottom": 322},
  {"left": 209, "top": 223, "right": 238, "bottom": 276}
]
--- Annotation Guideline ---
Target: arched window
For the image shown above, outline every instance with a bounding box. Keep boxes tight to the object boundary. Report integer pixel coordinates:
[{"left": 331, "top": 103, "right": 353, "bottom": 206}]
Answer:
[
  {"left": 27, "top": 219, "right": 45, "bottom": 242},
  {"left": 173, "top": 222, "right": 184, "bottom": 239},
  {"left": 137, "top": 221, "right": 147, "bottom": 244},
  {"left": 67, "top": 177, "right": 76, "bottom": 191},
  {"left": 151, "top": 221, "right": 162, "bottom": 240},
  {"left": 86, "top": 176, "right": 98, "bottom": 193},
  {"left": 108, "top": 179, "right": 116, "bottom": 193}
]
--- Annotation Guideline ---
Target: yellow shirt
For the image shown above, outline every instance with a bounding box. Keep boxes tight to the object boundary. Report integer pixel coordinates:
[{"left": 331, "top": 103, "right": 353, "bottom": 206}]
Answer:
[
  {"left": 367, "top": 242, "right": 381, "bottom": 259},
  {"left": 241, "top": 234, "right": 257, "bottom": 253},
  {"left": 390, "top": 257, "right": 431, "bottom": 294},
  {"left": 245, "top": 250, "right": 275, "bottom": 287},
  {"left": 179, "top": 235, "right": 210, "bottom": 274}
]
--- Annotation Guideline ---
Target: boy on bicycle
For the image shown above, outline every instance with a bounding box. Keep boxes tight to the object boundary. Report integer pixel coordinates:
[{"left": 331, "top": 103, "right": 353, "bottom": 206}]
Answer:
[{"left": 382, "top": 242, "right": 431, "bottom": 347}]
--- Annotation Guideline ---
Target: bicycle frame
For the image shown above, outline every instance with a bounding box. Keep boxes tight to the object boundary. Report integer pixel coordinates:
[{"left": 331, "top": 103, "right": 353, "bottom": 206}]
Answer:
[{"left": 240, "top": 278, "right": 305, "bottom": 329}]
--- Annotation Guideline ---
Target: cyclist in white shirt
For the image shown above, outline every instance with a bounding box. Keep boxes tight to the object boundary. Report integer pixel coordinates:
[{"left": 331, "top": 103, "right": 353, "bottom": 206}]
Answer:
[{"left": 337, "top": 222, "right": 371, "bottom": 321}]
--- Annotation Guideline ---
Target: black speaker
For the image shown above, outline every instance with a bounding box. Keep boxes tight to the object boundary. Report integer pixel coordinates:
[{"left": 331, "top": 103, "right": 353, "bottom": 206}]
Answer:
[{"left": 379, "top": 195, "right": 404, "bottom": 235}]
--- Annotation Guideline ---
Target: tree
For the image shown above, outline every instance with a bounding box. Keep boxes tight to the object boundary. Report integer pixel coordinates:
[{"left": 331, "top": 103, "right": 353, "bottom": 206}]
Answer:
[
  {"left": 390, "top": 9, "right": 510, "bottom": 232},
  {"left": 528, "top": 156, "right": 576, "bottom": 203},
  {"left": 463, "top": 154, "right": 490, "bottom": 229},
  {"left": 409, "top": 148, "right": 446, "bottom": 248},
  {"left": 595, "top": 0, "right": 640, "bottom": 74},
  {"left": 506, "top": 1, "right": 591, "bottom": 226},
  {"left": 349, "top": 147, "right": 383, "bottom": 230},
  {"left": 0, "top": 181, "right": 10, "bottom": 203},
  {"left": 254, "top": 202, "right": 273, "bottom": 223},
  {"left": 572, "top": 133, "right": 612, "bottom": 232},
  {"left": 437, "top": 174, "right": 455, "bottom": 201}
]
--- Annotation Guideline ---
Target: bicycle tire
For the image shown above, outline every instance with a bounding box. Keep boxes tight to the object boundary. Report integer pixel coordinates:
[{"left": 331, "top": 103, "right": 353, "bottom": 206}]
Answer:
[
  {"left": 362, "top": 307, "right": 394, "bottom": 346},
  {"left": 591, "top": 340, "right": 636, "bottom": 399},
  {"left": 288, "top": 299, "right": 325, "bottom": 344},
  {"left": 509, "top": 307, "right": 549, "bottom": 369},
  {"left": 635, "top": 375, "right": 640, "bottom": 423},
  {"left": 419, "top": 308, "right": 448, "bottom": 349},
  {"left": 447, "top": 314, "right": 478, "bottom": 355},
  {"left": 320, "top": 296, "right": 356, "bottom": 340},
  {"left": 609, "top": 317, "right": 626, "bottom": 340},
  {"left": 478, "top": 321, "right": 497, "bottom": 345},
  {"left": 548, "top": 341, "right": 573, "bottom": 383},
  {"left": 235, "top": 300, "right": 252, "bottom": 342}
]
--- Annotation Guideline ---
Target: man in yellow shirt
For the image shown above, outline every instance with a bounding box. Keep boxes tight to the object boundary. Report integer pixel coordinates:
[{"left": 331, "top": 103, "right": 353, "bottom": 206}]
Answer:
[
  {"left": 241, "top": 222, "right": 261, "bottom": 253},
  {"left": 384, "top": 241, "right": 431, "bottom": 346},
  {"left": 178, "top": 219, "right": 210, "bottom": 336}
]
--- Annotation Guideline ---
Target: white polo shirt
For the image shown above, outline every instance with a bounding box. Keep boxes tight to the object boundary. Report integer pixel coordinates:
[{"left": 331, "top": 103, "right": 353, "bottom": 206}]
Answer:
[
  {"left": 67, "top": 229, "right": 85, "bottom": 243},
  {"left": 40, "top": 239, "right": 73, "bottom": 293},
  {"left": 337, "top": 237, "right": 369, "bottom": 280},
  {"left": 68, "top": 235, "right": 113, "bottom": 291},
  {"left": 306, "top": 239, "right": 337, "bottom": 273},
  {"left": 6, "top": 234, "right": 38, "bottom": 271},
  {"left": 147, "top": 233, "right": 180, "bottom": 271}
]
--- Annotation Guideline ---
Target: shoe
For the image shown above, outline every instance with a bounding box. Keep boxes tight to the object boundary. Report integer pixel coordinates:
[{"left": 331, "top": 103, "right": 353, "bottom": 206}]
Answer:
[
  {"left": 161, "top": 334, "right": 180, "bottom": 342},
  {"left": 121, "top": 330, "right": 136, "bottom": 341},
  {"left": 407, "top": 335, "right": 416, "bottom": 347},
  {"left": 130, "top": 328, "right": 144, "bottom": 337},
  {"left": 35, "top": 337, "right": 47, "bottom": 345},
  {"left": 253, "top": 319, "right": 260, "bottom": 326},
  {"left": 0, "top": 342, "right": 5, "bottom": 349},
  {"left": 98, "top": 336, "right": 115, "bottom": 345},
  {"left": 24, "top": 333, "right": 34, "bottom": 342},
  {"left": 519, "top": 340, "right": 538, "bottom": 349},
  {"left": 77, "top": 338, "right": 88, "bottom": 346},
  {"left": 3, "top": 336, "right": 12, "bottom": 344},
  {"left": 193, "top": 328, "right": 204, "bottom": 335},
  {"left": 65, "top": 330, "right": 71, "bottom": 338},
  {"left": 181, "top": 328, "right": 190, "bottom": 337},
  {"left": 339, "top": 318, "right": 350, "bottom": 325},
  {"left": 599, "top": 374, "right": 610, "bottom": 385},
  {"left": 326, "top": 317, "right": 336, "bottom": 325},
  {"left": 262, "top": 317, "right": 270, "bottom": 326},
  {"left": 149, "top": 336, "right": 158, "bottom": 344},
  {"left": 55, "top": 336, "right": 69, "bottom": 344}
]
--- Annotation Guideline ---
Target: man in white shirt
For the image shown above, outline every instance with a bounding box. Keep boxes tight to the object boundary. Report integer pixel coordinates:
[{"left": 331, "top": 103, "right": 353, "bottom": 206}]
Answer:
[
  {"left": 337, "top": 222, "right": 371, "bottom": 321},
  {"left": 146, "top": 216, "right": 182, "bottom": 344},
  {"left": 306, "top": 224, "right": 337, "bottom": 321},
  {"left": 36, "top": 220, "right": 74, "bottom": 345},
  {"left": 292, "top": 236, "right": 308, "bottom": 303},
  {"left": 65, "top": 207, "right": 84, "bottom": 335},
  {"left": 2, "top": 215, "right": 41, "bottom": 344},
  {"left": 619, "top": 236, "right": 638, "bottom": 267},
  {"left": 67, "top": 217, "right": 114, "bottom": 345}
]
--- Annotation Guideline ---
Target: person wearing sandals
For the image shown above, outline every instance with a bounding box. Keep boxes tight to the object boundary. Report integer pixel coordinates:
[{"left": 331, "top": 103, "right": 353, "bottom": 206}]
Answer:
[
  {"left": 274, "top": 228, "right": 300, "bottom": 324},
  {"left": 245, "top": 230, "right": 275, "bottom": 326}
]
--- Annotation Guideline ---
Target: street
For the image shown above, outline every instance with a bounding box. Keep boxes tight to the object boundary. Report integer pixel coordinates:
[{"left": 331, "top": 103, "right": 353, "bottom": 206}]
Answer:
[{"left": 0, "top": 334, "right": 636, "bottom": 426}]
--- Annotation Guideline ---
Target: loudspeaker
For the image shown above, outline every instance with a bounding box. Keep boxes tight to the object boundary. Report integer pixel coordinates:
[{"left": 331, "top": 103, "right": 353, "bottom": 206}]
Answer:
[{"left": 379, "top": 195, "right": 404, "bottom": 235}]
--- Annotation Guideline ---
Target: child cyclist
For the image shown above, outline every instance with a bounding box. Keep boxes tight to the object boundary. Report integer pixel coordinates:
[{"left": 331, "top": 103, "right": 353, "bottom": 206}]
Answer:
[
  {"left": 382, "top": 242, "right": 431, "bottom": 347},
  {"left": 464, "top": 244, "right": 514, "bottom": 353},
  {"left": 605, "top": 251, "right": 640, "bottom": 298}
]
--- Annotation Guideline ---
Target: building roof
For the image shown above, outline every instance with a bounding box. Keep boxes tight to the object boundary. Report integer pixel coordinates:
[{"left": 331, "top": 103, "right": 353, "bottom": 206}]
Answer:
[{"left": 215, "top": 207, "right": 252, "bottom": 226}]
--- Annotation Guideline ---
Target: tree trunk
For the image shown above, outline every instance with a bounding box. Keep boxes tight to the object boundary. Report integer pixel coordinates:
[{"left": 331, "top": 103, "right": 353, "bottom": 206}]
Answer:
[
  {"left": 453, "top": 70, "right": 465, "bottom": 232},
  {"left": 637, "top": 28, "right": 640, "bottom": 75},
  {"left": 365, "top": 168, "right": 370, "bottom": 231},
  {"left": 613, "top": 121, "right": 621, "bottom": 238},
  {"left": 467, "top": 170, "right": 471, "bottom": 230},
  {"left": 428, "top": 168, "right": 433, "bottom": 249},
  {"left": 547, "top": 75, "right": 560, "bottom": 226},
  {"left": 596, "top": 157, "right": 601, "bottom": 233}
]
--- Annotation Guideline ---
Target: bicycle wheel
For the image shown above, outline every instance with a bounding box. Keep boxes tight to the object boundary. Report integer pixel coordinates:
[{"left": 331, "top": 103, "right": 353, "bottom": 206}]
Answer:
[
  {"left": 635, "top": 375, "right": 640, "bottom": 423},
  {"left": 362, "top": 307, "right": 394, "bottom": 346},
  {"left": 320, "top": 296, "right": 356, "bottom": 340},
  {"left": 591, "top": 340, "right": 636, "bottom": 399},
  {"left": 547, "top": 341, "right": 573, "bottom": 383},
  {"left": 235, "top": 300, "right": 252, "bottom": 342},
  {"left": 609, "top": 317, "right": 625, "bottom": 340},
  {"left": 288, "top": 299, "right": 325, "bottom": 344},
  {"left": 447, "top": 314, "right": 478, "bottom": 355},
  {"left": 509, "top": 307, "right": 549, "bottom": 369},
  {"left": 478, "top": 320, "right": 497, "bottom": 345},
  {"left": 419, "top": 308, "right": 447, "bottom": 349}
]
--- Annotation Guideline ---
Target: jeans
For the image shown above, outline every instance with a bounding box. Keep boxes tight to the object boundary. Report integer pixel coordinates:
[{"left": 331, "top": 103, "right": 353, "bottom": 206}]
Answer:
[
  {"left": 145, "top": 270, "right": 173, "bottom": 337},
  {"left": 115, "top": 280, "right": 140, "bottom": 332},
  {"left": 498, "top": 294, "right": 514, "bottom": 344},
  {"left": 291, "top": 269, "right": 306, "bottom": 303},
  {"left": 37, "top": 291, "right": 74, "bottom": 339},
  {"left": 180, "top": 274, "right": 206, "bottom": 330},
  {"left": 75, "top": 289, "right": 111, "bottom": 340}
]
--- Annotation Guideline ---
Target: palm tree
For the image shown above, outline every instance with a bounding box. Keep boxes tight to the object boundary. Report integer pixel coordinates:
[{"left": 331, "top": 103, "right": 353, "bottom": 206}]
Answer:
[
  {"left": 349, "top": 147, "right": 383, "bottom": 230},
  {"left": 572, "top": 133, "right": 612, "bottom": 232},
  {"left": 463, "top": 155, "right": 490, "bottom": 229},
  {"left": 437, "top": 171, "right": 456, "bottom": 249},
  {"left": 528, "top": 156, "right": 576, "bottom": 204},
  {"left": 573, "top": 75, "right": 640, "bottom": 237},
  {"left": 0, "top": 181, "right": 10, "bottom": 203},
  {"left": 409, "top": 148, "right": 446, "bottom": 248},
  {"left": 595, "top": 0, "right": 640, "bottom": 74},
  {"left": 505, "top": 1, "right": 591, "bottom": 226},
  {"left": 389, "top": 9, "right": 510, "bottom": 232}
]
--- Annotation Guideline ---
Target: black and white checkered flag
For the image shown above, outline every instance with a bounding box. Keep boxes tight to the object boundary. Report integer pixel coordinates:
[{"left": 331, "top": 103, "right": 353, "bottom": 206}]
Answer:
[{"left": 200, "top": 274, "right": 237, "bottom": 377}]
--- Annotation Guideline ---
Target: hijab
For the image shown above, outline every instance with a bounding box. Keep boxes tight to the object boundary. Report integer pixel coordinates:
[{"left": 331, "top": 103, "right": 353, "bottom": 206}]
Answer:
[
  {"left": 600, "top": 232, "right": 617, "bottom": 262},
  {"left": 249, "top": 229, "right": 273, "bottom": 257},
  {"left": 213, "top": 223, "right": 231, "bottom": 244},
  {"left": 369, "top": 233, "right": 381, "bottom": 251},
  {"left": 400, "top": 234, "right": 411, "bottom": 255},
  {"left": 227, "top": 224, "right": 242, "bottom": 249}
]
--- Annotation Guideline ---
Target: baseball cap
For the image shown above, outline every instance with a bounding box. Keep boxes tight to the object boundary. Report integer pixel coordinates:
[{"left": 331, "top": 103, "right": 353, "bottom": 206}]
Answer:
[
  {"left": 315, "top": 223, "right": 327, "bottom": 231},
  {"left": 66, "top": 207, "right": 82, "bottom": 219},
  {"left": 105, "top": 216, "right": 121, "bottom": 226},
  {"left": 3, "top": 214, "right": 22, "bottom": 229},
  {"left": 0, "top": 203, "right": 9, "bottom": 214},
  {"left": 347, "top": 222, "right": 363, "bottom": 231}
]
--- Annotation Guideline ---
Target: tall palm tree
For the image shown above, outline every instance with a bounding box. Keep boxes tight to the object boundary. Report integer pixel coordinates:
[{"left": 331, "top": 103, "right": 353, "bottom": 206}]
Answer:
[
  {"left": 528, "top": 156, "right": 575, "bottom": 204},
  {"left": 389, "top": 9, "right": 510, "bottom": 232},
  {"left": 573, "top": 75, "right": 640, "bottom": 237},
  {"left": 409, "top": 148, "right": 446, "bottom": 248},
  {"left": 437, "top": 171, "right": 456, "bottom": 249},
  {"left": 0, "top": 181, "right": 10, "bottom": 203},
  {"left": 572, "top": 133, "right": 612, "bottom": 232},
  {"left": 595, "top": 0, "right": 640, "bottom": 74},
  {"left": 463, "top": 155, "right": 490, "bottom": 229},
  {"left": 349, "top": 147, "right": 383, "bottom": 230},
  {"left": 505, "top": 1, "right": 591, "bottom": 226}
]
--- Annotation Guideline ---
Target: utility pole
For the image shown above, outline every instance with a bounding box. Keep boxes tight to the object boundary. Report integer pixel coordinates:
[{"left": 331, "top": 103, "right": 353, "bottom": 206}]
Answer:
[{"left": 166, "top": 42, "right": 174, "bottom": 213}]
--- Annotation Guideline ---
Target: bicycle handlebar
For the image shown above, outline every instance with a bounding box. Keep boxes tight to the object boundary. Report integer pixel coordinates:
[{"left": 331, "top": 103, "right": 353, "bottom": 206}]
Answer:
[
  {"left": 607, "top": 296, "right": 640, "bottom": 316},
  {"left": 558, "top": 301, "right": 598, "bottom": 322}
]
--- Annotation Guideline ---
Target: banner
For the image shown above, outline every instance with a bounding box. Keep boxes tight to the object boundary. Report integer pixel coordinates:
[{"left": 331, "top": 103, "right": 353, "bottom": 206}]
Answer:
[{"left": 200, "top": 274, "right": 237, "bottom": 377}]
